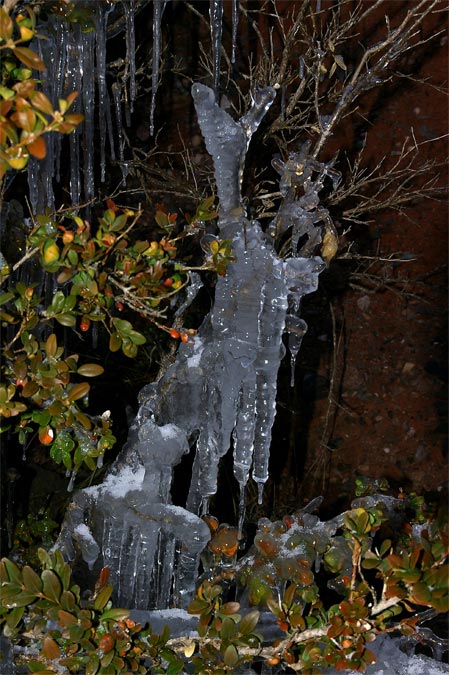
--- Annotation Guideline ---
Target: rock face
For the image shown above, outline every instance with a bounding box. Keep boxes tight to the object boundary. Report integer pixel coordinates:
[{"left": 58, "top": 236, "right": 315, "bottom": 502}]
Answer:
[{"left": 55, "top": 83, "right": 338, "bottom": 610}]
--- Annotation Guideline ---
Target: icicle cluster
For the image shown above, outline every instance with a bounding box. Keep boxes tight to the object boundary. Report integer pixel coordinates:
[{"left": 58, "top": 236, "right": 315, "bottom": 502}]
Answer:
[{"left": 27, "top": 3, "right": 138, "bottom": 212}]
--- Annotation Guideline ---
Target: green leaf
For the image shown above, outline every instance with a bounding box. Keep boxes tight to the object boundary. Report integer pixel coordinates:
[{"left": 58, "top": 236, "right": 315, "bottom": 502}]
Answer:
[
  {"left": 112, "top": 318, "right": 133, "bottom": 335},
  {"left": 45, "top": 333, "right": 57, "bottom": 358},
  {"left": 26, "top": 662, "right": 56, "bottom": 674},
  {"left": 223, "top": 644, "right": 239, "bottom": 667},
  {"left": 2, "top": 558, "right": 22, "bottom": 584},
  {"left": 60, "top": 590, "right": 76, "bottom": 611},
  {"left": 0, "top": 291, "right": 14, "bottom": 305},
  {"left": 129, "top": 330, "right": 146, "bottom": 345},
  {"left": 220, "top": 617, "right": 237, "bottom": 640},
  {"left": 121, "top": 340, "right": 138, "bottom": 358},
  {"left": 56, "top": 313, "right": 77, "bottom": 327},
  {"left": 77, "top": 363, "right": 104, "bottom": 377},
  {"left": 239, "top": 609, "right": 260, "bottom": 635},
  {"left": 100, "top": 608, "right": 130, "bottom": 622},
  {"left": 108, "top": 332, "right": 121, "bottom": 352},
  {"left": 5, "top": 606, "right": 24, "bottom": 629},
  {"left": 93, "top": 584, "right": 113, "bottom": 611},
  {"left": 67, "top": 382, "right": 90, "bottom": 402},
  {"left": 9, "top": 590, "right": 38, "bottom": 607},
  {"left": 343, "top": 508, "right": 371, "bottom": 536},
  {"left": 49, "top": 291, "right": 66, "bottom": 314},
  {"left": 41, "top": 569, "right": 62, "bottom": 603},
  {"left": 22, "top": 565, "right": 43, "bottom": 594},
  {"left": 85, "top": 655, "right": 100, "bottom": 675}
]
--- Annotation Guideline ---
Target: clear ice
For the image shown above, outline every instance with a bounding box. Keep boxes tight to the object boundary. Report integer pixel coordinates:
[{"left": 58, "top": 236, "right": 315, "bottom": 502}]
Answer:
[{"left": 56, "top": 81, "right": 340, "bottom": 609}]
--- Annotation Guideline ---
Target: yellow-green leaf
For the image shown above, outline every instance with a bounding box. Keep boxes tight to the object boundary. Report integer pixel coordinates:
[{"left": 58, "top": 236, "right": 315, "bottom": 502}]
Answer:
[
  {"left": 0, "top": 8, "right": 13, "bottom": 41},
  {"left": 41, "top": 569, "right": 62, "bottom": 603},
  {"left": 93, "top": 584, "right": 113, "bottom": 610},
  {"left": 77, "top": 363, "right": 104, "bottom": 377},
  {"left": 22, "top": 565, "right": 43, "bottom": 594},
  {"left": 223, "top": 644, "right": 239, "bottom": 667},
  {"left": 67, "top": 382, "right": 90, "bottom": 402},
  {"left": 45, "top": 333, "right": 57, "bottom": 358}
]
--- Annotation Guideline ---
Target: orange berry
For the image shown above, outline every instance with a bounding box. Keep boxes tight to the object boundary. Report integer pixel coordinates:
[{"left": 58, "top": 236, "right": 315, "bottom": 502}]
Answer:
[
  {"left": 39, "top": 427, "right": 54, "bottom": 445},
  {"left": 266, "top": 657, "right": 280, "bottom": 666},
  {"left": 62, "top": 231, "right": 74, "bottom": 244},
  {"left": 99, "top": 634, "right": 115, "bottom": 653},
  {"left": 180, "top": 332, "right": 189, "bottom": 343},
  {"left": 80, "top": 317, "right": 90, "bottom": 332},
  {"left": 169, "top": 329, "right": 180, "bottom": 339},
  {"left": 163, "top": 277, "right": 173, "bottom": 287},
  {"left": 341, "top": 639, "right": 352, "bottom": 649}
]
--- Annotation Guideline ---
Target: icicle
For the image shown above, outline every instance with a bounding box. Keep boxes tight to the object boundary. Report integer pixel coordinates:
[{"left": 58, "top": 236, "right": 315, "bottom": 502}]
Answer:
[
  {"left": 209, "top": 0, "right": 223, "bottom": 97},
  {"left": 95, "top": 4, "right": 111, "bottom": 182},
  {"left": 112, "top": 83, "right": 127, "bottom": 186},
  {"left": 285, "top": 315, "right": 308, "bottom": 387},
  {"left": 66, "top": 26, "right": 83, "bottom": 206},
  {"left": 231, "top": 0, "right": 239, "bottom": 64},
  {"left": 67, "top": 470, "right": 77, "bottom": 492},
  {"left": 105, "top": 89, "right": 116, "bottom": 162},
  {"left": 82, "top": 31, "right": 95, "bottom": 201},
  {"left": 150, "top": 0, "right": 166, "bottom": 135},
  {"left": 124, "top": 0, "right": 136, "bottom": 113}
]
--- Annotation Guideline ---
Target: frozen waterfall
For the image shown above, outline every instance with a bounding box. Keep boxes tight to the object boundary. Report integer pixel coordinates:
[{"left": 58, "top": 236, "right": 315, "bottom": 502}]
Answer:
[{"left": 56, "top": 82, "right": 339, "bottom": 609}]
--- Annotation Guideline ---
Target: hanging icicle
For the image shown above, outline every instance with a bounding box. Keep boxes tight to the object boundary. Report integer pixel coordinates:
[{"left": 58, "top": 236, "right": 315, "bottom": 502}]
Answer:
[
  {"left": 209, "top": 0, "right": 223, "bottom": 98},
  {"left": 82, "top": 30, "right": 96, "bottom": 201},
  {"left": 124, "top": 0, "right": 137, "bottom": 114},
  {"left": 112, "top": 82, "right": 127, "bottom": 186},
  {"left": 95, "top": 4, "right": 112, "bottom": 182},
  {"left": 150, "top": 0, "right": 166, "bottom": 135},
  {"left": 285, "top": 314, "right": 308, "bottom": 387},
  {"left": 231, "top": 0, "right": 239, "bottom": 64}
]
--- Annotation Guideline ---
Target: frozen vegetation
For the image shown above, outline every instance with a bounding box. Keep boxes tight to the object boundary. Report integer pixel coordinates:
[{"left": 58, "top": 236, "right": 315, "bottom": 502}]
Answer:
[{"left": 55, "top": 78, "right": 343, "bottom": 611}]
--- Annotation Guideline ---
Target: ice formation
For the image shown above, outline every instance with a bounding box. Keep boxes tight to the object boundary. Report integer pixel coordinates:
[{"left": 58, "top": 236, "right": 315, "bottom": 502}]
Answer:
[
  {"left": 56, "top": 80, "right": 341, "bottom": 606},
  {"left": 56, "top": 421, "right": 210, "bottom": 610}
]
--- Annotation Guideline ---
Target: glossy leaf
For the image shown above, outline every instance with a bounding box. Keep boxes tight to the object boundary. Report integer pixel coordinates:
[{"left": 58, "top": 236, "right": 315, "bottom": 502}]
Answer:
[
  {"left": 239, "top": 609, "right": 260, "bottom": 635},
  {"left": 28, "top": 135, "right": 46, "bottom": 159},
  {"left": 67, "top": 382, "right": 90, "bottom": 402},
  {"left": 41, "top": 569, "right": 62, "bottom": 602},
  {"left": 13, "top": 46, "right": 45, "bottom": 71},
  {"left": 223, "top": 644, "right": 239, "bottom": 667},
  {"left": 0, "top": 8, "right": 13, "bottom": 40},
  {"left": 22, "top": 565, "right": 43, "bottom": 593},
  {"left": 93, "top": 584, "right": 113, "bottom": 610},
  {"left": 77, "top": 363, "right": 104, "bottom": 377}
]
